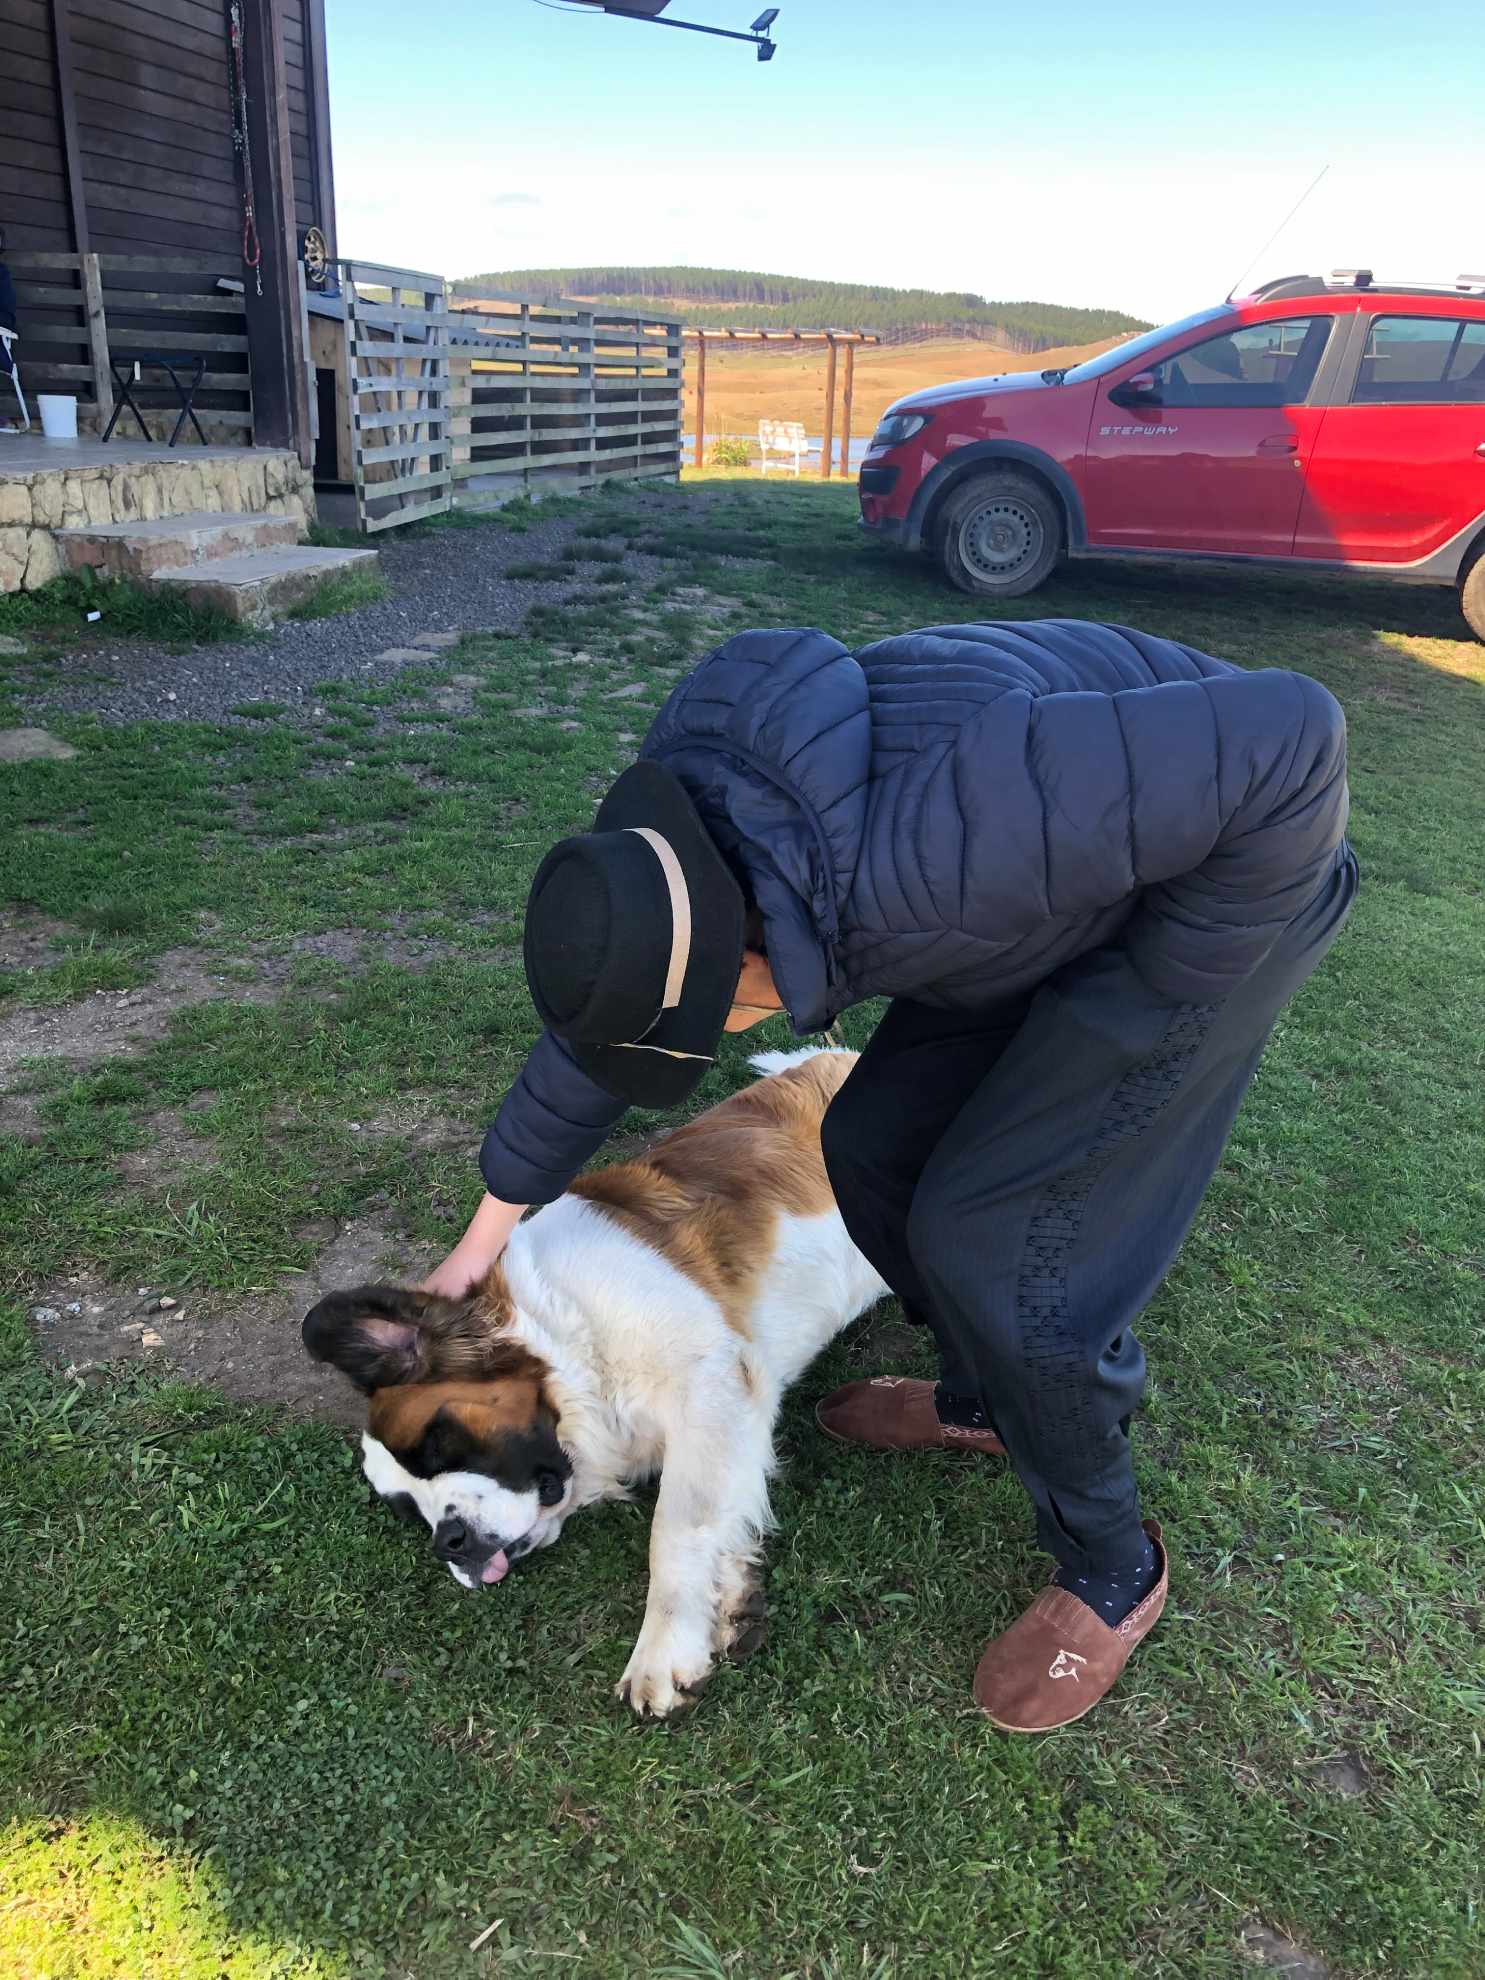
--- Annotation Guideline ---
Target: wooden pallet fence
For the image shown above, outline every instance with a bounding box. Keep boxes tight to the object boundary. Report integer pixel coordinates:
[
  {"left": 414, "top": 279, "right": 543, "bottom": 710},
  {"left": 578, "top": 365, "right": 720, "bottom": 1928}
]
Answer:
[
  {"left": 8, "top": 253, "right": 254, "bottom": 441},
  {"left": 340, "top": 261, "right": 453, "bottom": 533},
  {"left": 446, "top": 296, "right": 681, "bottom": 500}
]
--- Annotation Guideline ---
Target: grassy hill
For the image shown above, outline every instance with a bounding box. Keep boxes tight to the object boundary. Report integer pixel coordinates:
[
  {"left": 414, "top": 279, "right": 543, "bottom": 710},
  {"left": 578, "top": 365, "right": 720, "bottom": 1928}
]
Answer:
[{"left": 452, "top": 265, "right": 1149, "bottom": 354}]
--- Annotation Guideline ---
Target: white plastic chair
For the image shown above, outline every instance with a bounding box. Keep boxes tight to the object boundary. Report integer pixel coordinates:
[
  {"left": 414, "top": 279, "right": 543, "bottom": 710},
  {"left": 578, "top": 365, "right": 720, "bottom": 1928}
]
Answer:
[
  {"left": 758, "top": 418, "right": 806, "bottom": 476},
  {"left": 0, "top": 329, "right": 29, "bottom": 430}
]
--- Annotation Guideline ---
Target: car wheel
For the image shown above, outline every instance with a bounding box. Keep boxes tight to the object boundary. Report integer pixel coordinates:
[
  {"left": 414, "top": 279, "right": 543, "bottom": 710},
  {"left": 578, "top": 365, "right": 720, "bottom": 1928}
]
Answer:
[
  {"left": 1461, "top": 544, "right": 1485, "bottom": 643},
  {"left": 938, "top": 471, "right": 1063, "bottom": 599}
]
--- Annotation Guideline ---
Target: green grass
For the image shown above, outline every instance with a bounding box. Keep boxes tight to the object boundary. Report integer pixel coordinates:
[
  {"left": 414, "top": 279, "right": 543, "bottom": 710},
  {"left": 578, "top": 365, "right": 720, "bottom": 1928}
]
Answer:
[
  {"left": 284, "top": 567, "right": 391, "bottom": 620},
  {"left": 303, "top": 520, "right": 367, "bottom": 551},
  {"left": 0, "top": 570, "right": 246, "bottom": 646},
  {"left": 1, "top": 477, "right": 1482, "bottom": 1979}
]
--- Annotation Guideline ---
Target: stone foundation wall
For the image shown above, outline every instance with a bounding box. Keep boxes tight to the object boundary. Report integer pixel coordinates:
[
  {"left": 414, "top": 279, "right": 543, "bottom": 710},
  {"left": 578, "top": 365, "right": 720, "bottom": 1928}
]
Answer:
[{"left": 0, "top": 452, "right": 317, "bottom": 592}]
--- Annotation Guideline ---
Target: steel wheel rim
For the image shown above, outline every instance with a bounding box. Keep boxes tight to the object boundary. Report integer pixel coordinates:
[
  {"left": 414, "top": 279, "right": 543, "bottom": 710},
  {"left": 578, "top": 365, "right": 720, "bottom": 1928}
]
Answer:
[{"left": 961, "top": 497, "right": 1043, "bottom": 582}]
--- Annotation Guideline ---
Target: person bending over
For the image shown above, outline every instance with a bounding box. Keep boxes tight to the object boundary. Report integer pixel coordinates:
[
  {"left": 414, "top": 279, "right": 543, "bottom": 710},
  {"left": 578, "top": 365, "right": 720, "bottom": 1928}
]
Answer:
[{"left": 425, "top": 618, "right": 1355, "bottom": 1731}]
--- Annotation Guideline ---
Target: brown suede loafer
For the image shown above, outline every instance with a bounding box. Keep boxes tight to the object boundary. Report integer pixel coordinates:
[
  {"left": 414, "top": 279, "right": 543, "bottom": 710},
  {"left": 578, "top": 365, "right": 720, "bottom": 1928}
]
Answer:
[
  {"left": 973, "top": 1521, "right": 1168, "bottom": 1732},
  {"left": 815, "top": 1375, "right": 1007, "bottom": 1456}
]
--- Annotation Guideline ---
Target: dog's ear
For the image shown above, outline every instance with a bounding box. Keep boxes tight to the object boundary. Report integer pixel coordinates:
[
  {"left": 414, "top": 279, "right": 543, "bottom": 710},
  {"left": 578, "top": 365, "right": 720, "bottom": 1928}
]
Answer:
[{"left": 302, "top": 1285, "right": 435, "bottom": 1392}]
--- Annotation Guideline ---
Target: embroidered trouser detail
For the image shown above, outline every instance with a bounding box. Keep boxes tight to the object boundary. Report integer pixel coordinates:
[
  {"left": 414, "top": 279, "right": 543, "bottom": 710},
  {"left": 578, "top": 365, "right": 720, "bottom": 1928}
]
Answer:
[
  {"left": 823, "top": 850, "right": 1358, "bottom": 1576},
  {"left": 1014, "top": 1004, "right": 1215, "bottom": 1458}
]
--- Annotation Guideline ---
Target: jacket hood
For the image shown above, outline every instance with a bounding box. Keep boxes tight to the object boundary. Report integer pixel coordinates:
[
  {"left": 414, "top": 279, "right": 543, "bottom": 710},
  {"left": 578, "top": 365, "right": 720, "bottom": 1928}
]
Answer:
[{"left": 642, "top": 629, "right": 871, "bottom": 1032}]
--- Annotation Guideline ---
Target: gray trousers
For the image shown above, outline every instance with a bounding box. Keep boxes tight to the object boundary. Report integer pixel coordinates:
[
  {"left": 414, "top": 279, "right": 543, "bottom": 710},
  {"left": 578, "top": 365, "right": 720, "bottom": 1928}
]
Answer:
[{"left": 821, "top": 847, "right": 1359, "bottom": 1576}]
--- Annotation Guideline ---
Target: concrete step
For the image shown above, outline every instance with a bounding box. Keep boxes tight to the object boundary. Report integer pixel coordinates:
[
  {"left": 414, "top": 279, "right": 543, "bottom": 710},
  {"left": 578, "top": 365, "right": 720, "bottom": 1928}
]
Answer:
[
  {"left": 54, "top": 510, "right": 302, "bottom": 580},
  {"left": 148, "top": 545, "right": 379, "bottom": 626}
]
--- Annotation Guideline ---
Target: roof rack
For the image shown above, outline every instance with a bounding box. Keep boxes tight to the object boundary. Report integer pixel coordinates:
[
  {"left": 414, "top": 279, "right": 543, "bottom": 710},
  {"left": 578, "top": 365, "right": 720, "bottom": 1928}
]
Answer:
[{"left": 1247, "top": 269, "right": 1485, "bottom": 303}]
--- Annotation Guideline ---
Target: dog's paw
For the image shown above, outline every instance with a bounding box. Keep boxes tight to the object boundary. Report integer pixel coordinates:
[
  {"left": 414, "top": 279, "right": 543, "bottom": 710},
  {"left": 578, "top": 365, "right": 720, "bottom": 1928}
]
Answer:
[{"left": 616, "top": 1636, "right": 715, "bottom": 1720}]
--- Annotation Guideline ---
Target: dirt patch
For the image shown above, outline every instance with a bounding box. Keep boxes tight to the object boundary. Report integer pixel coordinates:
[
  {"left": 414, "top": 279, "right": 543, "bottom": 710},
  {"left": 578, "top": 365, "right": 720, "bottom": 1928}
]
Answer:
[
  {"left": 351, "top": 1100, "right": 476, "bottom": 1155},
  {"left": 0, "top": 950, "right": 282, "bottom": 1081},
  {"left": 116, "top": 1107, "right": 221, "bottom": 1188},
  {"left": 0, "top": 1088, "right": 44, "bottom": 1141},
  {"left": 1239, "top": 1923, "right": 1332, "bottom": 1977},
  {"left": 279, "top": 926, "right": 459, "bottom": 970},
  {"left": 669, "top": 586, "right": 748, "bottom": 614},
  {"left": 0, "top": 928, "right": 464, "bottom": 1080},
  {"left": 0, "top": 913, "right": 79, "bottom": 971},
  {"left": 426, "top": 674, "right": 489, "bottom": 716},
  {"left": 1305, "top": 1752, "right": 1369, "bottom": 1798},
  {"left": 31, "top": 1215, "right": 441, "bottom": 1431}
]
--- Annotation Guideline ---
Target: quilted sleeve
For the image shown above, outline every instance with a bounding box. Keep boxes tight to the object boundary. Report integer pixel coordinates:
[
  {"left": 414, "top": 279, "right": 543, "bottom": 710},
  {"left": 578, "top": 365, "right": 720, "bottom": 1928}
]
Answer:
[{"left": 478, "top": 1030, "right": 629, "bottom": 1206}]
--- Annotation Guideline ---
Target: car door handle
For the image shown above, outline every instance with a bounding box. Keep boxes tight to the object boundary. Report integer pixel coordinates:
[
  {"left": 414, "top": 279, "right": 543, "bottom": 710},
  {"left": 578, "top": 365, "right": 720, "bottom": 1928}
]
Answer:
[
  {"left": 1257, "top": 435, "right": 1300, "bottom": 454},
  {"left": 1476, "top": 441, "right": 1485, "bottom": 457}
]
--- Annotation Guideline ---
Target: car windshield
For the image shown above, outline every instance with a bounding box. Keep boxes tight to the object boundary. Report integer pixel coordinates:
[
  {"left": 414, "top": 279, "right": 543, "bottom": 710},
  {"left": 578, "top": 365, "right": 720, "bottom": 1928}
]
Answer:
[{"left": 1060, "top": 307, "right": 1233, "bottom": 384}]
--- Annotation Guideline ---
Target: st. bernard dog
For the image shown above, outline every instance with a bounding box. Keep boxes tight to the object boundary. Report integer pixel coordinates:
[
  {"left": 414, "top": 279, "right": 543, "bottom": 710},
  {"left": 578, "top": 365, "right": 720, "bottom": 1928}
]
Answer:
[{"left": 303, "top": 1048, "right": 888, "bottom": 1717}]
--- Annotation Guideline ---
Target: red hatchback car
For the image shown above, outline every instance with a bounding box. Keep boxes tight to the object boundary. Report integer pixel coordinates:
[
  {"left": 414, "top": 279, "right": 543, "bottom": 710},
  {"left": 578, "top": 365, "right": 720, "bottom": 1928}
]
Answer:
[{"left": 859, "top": 271, "right": 1485, "bottom": 639}]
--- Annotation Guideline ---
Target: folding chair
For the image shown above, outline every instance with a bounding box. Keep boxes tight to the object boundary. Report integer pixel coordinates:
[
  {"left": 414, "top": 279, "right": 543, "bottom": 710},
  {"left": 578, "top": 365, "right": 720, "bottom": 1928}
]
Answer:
[
  {"left": 0, "top": 328, "right": 29, "bottom": 430},
  {"left": 101, "top": 352, "right": 207, "bottom": 448}
]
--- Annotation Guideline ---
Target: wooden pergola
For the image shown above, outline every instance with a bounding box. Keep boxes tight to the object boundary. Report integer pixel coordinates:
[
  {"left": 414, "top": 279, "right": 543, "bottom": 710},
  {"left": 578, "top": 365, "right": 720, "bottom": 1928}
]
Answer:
[{"left": 684, "top": 328, "right": 881, "bottom": 478}]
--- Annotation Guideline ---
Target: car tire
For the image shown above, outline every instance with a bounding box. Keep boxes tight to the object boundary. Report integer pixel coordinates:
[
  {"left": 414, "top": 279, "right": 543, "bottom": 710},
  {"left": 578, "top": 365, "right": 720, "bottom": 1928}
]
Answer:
[
  {"left": 938, "top": 470, "right": 1063, "bottom": 600},
  {"left": 1461, "top": 544, "right": 1485, "bottom": 643}
]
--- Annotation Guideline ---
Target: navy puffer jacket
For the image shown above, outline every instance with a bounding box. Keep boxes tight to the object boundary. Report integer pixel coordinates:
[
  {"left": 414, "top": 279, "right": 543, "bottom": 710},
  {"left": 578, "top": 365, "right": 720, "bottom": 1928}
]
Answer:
[{"left": 480, "top": 620, "right": 1350, "bottom": 1205}]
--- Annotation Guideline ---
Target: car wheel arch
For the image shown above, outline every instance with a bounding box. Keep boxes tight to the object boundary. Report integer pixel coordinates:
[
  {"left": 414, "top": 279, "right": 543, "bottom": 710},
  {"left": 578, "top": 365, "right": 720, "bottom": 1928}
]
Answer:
[{"left": 909, "top": 441, "right": 1087, "bottom": 556}]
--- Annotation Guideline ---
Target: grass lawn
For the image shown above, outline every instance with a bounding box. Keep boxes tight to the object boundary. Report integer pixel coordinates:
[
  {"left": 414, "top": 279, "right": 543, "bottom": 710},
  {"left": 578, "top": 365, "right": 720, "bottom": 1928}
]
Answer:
[{"left": 1, "top": 475, "right": 1482, "bottom": 1980}]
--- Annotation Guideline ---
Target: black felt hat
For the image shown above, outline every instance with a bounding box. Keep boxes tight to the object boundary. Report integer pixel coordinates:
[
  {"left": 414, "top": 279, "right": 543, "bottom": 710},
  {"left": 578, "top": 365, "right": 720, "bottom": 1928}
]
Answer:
[{"left": 522, "top": 760, "right": 745, "bottom": 1108}]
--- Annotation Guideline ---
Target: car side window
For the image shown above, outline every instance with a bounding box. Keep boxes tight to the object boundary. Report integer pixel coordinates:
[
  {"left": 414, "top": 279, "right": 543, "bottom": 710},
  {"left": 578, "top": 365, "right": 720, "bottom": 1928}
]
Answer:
[
  {"left": 1352, "top": 317, "right": 1485, "bottom": 404},
  {"left": 1151, "top": 317, "right": 1329, "bottom": 409}
]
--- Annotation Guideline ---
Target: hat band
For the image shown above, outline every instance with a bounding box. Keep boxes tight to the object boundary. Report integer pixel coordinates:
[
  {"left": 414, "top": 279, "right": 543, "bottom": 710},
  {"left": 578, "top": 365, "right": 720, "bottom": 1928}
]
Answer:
[
  {"left": 624, "top": 827, "right": 691, "bottom": 1015},
  {"left": 608, "top": 1041, "right": 715, "bottom": 1064}
]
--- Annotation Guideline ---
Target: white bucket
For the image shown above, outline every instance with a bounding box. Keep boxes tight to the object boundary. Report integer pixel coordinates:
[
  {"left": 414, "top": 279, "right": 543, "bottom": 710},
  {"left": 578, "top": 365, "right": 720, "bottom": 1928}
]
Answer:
[{"left": 38, "top": 394, "right": 79, "bottom": 441}]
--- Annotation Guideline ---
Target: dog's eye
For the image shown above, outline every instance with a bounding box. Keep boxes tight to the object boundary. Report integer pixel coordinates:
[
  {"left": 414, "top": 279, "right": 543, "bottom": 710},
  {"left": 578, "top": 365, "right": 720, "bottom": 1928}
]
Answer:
[{"left": 536, "top": 1469, "right": 566, "bottom": 1508}]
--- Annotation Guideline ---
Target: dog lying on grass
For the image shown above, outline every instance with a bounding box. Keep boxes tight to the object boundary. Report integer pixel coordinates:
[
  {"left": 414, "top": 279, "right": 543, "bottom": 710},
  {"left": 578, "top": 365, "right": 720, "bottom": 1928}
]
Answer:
[{"left": 303, "top": 1047, "right": 887, "bottom": 1717}]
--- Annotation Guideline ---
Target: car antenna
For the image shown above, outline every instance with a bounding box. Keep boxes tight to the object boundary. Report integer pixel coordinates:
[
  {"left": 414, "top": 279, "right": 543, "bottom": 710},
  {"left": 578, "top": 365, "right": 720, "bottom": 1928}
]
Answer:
[{"left": 1225, "top": 164, "right": 1330, "bottom": 302}]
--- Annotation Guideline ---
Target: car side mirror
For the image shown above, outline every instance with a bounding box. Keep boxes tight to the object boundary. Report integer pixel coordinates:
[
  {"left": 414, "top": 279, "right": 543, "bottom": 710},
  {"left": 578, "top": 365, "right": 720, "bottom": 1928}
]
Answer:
[{"left": 1110, "top": 371, "right": 1161, "bottom": 409}]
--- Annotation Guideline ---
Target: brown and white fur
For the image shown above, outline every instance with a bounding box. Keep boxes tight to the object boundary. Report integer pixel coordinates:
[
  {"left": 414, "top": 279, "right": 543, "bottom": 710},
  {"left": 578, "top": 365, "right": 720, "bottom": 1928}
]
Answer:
[{"left": 303, "top": 1048, "right": 887, "bottom": 1717}]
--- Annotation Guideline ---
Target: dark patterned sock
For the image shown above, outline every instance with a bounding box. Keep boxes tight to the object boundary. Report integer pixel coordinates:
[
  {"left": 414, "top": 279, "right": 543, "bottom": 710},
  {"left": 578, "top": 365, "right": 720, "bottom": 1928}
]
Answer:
[
  {"left": 1054, "top": 1535, "right": 1159, "bottom": 1626},
  {"left": 933, "top": 1385, "right": 994, "bottom": 1431}
]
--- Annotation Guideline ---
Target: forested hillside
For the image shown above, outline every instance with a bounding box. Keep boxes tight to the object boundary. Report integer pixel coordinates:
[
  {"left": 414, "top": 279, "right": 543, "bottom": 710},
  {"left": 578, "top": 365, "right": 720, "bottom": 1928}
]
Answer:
[{"left": 453, "top": 265, "right": 1149, "bottom": 352}]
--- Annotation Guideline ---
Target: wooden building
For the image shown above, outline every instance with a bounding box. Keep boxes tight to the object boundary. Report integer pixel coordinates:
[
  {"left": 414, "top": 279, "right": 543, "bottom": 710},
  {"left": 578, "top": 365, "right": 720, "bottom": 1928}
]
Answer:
[{"left": 1, "top": 0, "right": 336, "bottom": 458}]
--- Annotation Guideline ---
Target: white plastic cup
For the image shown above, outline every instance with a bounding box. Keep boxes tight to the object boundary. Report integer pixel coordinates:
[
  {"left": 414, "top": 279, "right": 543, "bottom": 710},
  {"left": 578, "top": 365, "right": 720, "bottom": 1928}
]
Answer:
[{"left": 38, "top": 395, "right": 79, "bottom": 440}]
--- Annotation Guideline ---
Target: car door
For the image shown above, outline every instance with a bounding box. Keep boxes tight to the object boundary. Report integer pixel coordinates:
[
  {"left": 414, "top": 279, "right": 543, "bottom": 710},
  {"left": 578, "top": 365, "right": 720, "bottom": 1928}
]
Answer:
[
  {"left": 1295, "top": 313, "right": 1485, "bottom": 564},
  {"left": 1083, "top": 316, "right": 1333, "bottom": 556}
]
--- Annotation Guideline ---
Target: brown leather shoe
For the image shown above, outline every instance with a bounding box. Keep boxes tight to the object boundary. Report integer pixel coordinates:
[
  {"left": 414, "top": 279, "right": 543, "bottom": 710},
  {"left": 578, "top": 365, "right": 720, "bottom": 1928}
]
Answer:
[
  {"left": 973, "top": 1521, "right": 1168, "bottom": 1732},
  {"left": 815, "top": 1375, "right": 1006, "bottom": 1456}
]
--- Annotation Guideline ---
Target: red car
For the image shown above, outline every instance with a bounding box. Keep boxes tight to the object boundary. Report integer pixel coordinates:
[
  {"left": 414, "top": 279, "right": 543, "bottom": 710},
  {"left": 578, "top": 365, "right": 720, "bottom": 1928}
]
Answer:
[{"left": 859, "top": 271, "right": 1485, "bottom": 640}]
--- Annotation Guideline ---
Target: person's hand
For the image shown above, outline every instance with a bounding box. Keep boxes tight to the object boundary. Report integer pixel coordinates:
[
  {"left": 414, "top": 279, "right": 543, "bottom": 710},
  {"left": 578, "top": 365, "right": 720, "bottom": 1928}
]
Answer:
[
  {"left": 419, "top": 1250, "right": 487, "bottom": 1301},
  {"left": 419, "top": 1194, "right": 527, "bottom": 1299}
]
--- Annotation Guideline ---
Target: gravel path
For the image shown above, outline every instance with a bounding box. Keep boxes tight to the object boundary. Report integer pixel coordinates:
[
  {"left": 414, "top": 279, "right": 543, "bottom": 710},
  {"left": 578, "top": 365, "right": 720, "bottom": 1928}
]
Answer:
[{"left": 7, "top": 492, "right": 688, "bottom": 726}]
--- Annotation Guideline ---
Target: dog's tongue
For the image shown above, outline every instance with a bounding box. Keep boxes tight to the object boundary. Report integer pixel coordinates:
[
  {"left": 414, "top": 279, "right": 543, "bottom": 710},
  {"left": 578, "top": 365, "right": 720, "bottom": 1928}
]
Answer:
[{"left": 481, "top": 1550, "right": 510, "bottom": 1586}]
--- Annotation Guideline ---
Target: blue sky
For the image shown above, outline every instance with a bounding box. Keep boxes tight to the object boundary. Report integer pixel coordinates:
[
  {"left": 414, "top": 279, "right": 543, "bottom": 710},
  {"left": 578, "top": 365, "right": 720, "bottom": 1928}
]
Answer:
[{"left": 325, "top": 0, "right": 1485, "bottom": 323}]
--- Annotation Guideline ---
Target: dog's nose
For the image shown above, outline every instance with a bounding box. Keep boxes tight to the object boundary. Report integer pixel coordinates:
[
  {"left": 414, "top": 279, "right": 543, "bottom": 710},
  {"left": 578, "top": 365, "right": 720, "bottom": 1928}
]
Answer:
[{"left": 433, "top": 1516, "right": 472, "bottom": 1562}]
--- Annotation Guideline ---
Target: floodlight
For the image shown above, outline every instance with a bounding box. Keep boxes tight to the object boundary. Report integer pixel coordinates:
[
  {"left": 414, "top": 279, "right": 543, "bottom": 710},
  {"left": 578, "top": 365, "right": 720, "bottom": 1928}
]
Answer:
[{"left": 566, "top": 3, "right": 780, "bottom": 59}]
